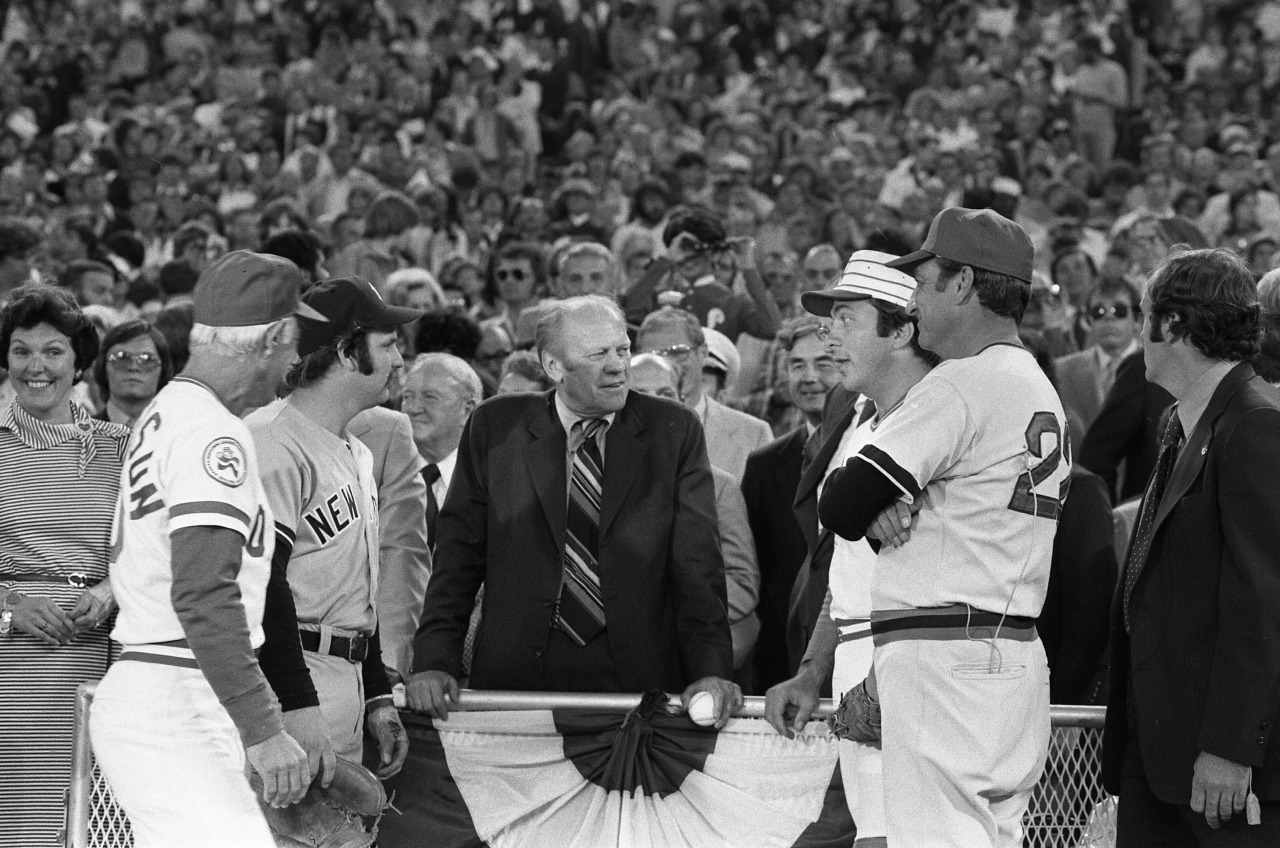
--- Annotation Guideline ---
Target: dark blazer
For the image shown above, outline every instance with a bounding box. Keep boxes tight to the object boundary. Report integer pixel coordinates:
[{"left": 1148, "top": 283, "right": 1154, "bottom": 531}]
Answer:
[
  {"left": 413, "top": 390, "right": 732, "bottom": 693},
  {"left": 1038, "top": 467, "right": 1115, "bottom": 706},
  {"left": 1079, "top": 350, "right": 1175, "bottom": 503},
  {"left": 786, "top": 387, "right": 861, "bottom": 677},
  {"left": 1102, "top": 363, "right": 1280, "bottom": 802},
  {"left": 741, "top": 425, "right": 808, "bottom": 693}
]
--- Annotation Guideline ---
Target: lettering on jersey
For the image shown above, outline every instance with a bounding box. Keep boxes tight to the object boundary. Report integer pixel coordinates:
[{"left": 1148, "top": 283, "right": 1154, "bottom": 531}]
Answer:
[
  {"left": 246, "top": 507, "right": 267, "bottom": 558},
  {"left": 203, "top": 438, "right": 247, "bottom": 487},
  {"left": 126, "top": 412, "right": 164, "bottom": 519},
  {"left": 303, "top": 484, "right": 361, "bottom": 544},
  {"left": 1007, "top": 412, "right": 1071, "bottom": 520},
  {"left": 129, "top": 412, "right": 161, "bottom": 459},
  {"left": 706, "top": 307, "right": 726, "bottom": 333}
]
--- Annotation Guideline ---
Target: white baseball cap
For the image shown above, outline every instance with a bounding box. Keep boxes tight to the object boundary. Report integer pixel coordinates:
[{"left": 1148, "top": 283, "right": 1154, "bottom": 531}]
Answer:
[
  {"left": 800, "top": 250, "right": 918, "bottom": 315},
  {"left": 702, "top": 327, "right": 741, "bottom": 386}
]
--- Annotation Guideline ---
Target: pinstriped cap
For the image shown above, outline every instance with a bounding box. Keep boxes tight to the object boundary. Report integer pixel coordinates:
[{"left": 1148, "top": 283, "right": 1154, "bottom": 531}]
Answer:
[{"left": 800, "top": 250, "right": 918, "bottom": 316}]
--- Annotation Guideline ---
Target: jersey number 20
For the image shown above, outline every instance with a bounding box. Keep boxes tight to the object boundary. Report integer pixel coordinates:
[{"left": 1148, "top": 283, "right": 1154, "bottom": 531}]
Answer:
[{"left": 1008, "top": 412, "right": 1070, "bottom": 520}]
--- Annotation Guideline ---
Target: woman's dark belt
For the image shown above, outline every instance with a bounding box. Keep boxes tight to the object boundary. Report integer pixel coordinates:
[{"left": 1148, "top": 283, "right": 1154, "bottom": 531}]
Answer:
[{"left": 0, "top": 572, "right": 101, "bottom": 588}]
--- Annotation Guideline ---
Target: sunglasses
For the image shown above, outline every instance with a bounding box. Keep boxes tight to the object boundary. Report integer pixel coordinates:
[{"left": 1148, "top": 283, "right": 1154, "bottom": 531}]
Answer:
[
  {"left": 1088, "top": 303, "right": 1139, "bottom": 321},
  {"left": 495, "top": 268, "right": 527, "bottom": 282},
  {"left": 106, "top": 350, "right": 162, "bottom": 370}
]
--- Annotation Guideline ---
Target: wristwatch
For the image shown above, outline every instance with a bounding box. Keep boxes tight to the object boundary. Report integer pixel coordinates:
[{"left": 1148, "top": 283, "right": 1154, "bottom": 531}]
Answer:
[{"left": 0, "top": 592, "right": 18, "bottom": 636}]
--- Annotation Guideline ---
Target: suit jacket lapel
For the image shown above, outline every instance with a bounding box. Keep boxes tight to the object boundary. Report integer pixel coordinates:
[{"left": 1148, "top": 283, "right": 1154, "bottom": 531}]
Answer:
[
  {"left": 1150, "top": 362, "right": 1255, "bottom": 536},
  {"left": 526, "top": 395, "right": 568, "bottom": 552},
  {"left": 599, "top": 401, "right": 646, "bottom": 537},
  {"left": 794, "top": 400, "right": 858, "bottom": 508}
]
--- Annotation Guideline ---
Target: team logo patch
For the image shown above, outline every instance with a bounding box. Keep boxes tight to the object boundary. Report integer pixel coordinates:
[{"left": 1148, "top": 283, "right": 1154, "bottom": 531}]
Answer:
[{"left": 203, "top": 438, "right": 247, "bottom": 487}]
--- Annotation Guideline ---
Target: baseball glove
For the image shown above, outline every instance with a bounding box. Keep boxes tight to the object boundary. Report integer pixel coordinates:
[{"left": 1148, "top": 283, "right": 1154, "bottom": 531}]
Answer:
[
  {"left": 826, "top": 680, "right": 881, "bottom": 744},
  {"left": 249, "top": 754, "right": 388, "bottom": 848}
]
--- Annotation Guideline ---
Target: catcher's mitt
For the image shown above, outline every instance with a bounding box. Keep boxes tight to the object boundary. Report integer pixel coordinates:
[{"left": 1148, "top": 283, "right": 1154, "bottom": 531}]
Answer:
[
  {"left": 826, "top": 680, "right": 882, "bottom": 744},
  {"left": 249, "top": 754, "right": 388, "bottom": 848}
]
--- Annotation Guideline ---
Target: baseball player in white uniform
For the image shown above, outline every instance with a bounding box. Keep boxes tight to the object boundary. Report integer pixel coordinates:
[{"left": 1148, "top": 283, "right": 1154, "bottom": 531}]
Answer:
[
  {"left": 819, "top": 209, "right": 1070, "bottom": 848},
  {"left": 246, "top": 276, "right": 419, "bottom": 781},
  {"left": 765, "top": 251, "right": 937, "bottom": 847},
  {"left": 89, "top": 252, "right": 314, "bottom": 847}
]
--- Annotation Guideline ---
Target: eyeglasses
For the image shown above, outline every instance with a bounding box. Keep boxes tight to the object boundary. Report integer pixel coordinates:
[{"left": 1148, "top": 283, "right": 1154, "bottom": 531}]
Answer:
[
  {"left": 106, "top": 350, "right": 162, "bottom": 370},
  {"left": 654, "top": 343, "right": 694, "bottom": 361},
  {"left": 495, "top": 268, "right": 527, "bottom": 282},
  {"left": 1088, "top": 303, "right": 1139, "bottom": 321}
]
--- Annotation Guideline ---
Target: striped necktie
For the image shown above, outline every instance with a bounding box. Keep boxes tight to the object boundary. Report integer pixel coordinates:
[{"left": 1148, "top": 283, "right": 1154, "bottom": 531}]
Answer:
[
  {"left": 555, "top": 418, "right": 608, "bottom": 645},
  {"left": 1122, "top": 409, "right": 1183, "bottom": 631}
]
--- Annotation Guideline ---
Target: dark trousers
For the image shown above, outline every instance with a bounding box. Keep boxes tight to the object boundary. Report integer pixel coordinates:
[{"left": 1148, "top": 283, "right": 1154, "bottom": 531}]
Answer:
[{"left": 1117, "top": 734, "right": 1280, "bottom": 847}]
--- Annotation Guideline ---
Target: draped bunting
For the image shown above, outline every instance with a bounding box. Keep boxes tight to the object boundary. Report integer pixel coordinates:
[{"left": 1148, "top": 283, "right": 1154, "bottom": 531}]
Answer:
[{"left": 379, "top": 694, "right": 855, "bottom": 848}]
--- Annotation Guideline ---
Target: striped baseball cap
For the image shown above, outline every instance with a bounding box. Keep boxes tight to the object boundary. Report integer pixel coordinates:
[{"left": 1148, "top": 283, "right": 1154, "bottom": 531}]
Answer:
[{"left": 800, "top": 250, "right": 917, "bottom": 316}]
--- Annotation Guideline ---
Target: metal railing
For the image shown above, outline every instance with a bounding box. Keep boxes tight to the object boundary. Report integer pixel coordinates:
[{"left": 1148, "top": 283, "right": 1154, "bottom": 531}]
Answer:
[{"left": 66, "top": 683, "right": 1114, "bottom": 848}]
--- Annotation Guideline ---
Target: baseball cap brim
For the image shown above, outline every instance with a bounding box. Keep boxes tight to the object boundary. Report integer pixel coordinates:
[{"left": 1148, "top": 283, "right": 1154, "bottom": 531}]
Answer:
[
  {"left": 884, "top": 249, "right": 934, "bottom": 274},
  {"left": 365, "top": 303, "right": 423, "bottom": 330},
  {"left": 800, "top": 289, "right": 871, "bottom": 318}
]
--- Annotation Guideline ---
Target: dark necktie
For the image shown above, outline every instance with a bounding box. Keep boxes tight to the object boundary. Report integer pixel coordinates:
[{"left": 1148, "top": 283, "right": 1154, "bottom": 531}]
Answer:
[
  {"left": 422, "top": 463, "right": 441, "bottom": 551},
  {"left": 1122, "top": 409, "right": 1183, "bottom": 631},
  {"left": 555, "top": 418, "right": 608, "bottom": 646}
]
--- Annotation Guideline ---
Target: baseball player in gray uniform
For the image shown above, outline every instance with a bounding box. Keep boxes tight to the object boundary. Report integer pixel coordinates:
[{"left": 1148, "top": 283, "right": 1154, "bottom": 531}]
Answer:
[
  {"left": 246, "top": 276, "right": 420, "bottom": 782},
  {"left": 819, "top": 209, "right": 1070, "bottom": 848},
  {"left": 90, "top": 252, "right": 314, "bottom": 847}
]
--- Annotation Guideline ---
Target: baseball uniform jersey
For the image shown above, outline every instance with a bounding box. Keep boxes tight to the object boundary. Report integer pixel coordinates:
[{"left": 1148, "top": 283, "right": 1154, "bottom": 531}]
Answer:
[
  {"left": 856, "top": 343, "right": 1070, "bottom": 619},
  {"left": 93, "top": 377, "right": 278, "bottom": 848},
  {"left": 246, "top": 400, "right": 380, "bottom": 635},
  {"left": 110, "top": 379, "right": 275, "bottom": 648}
]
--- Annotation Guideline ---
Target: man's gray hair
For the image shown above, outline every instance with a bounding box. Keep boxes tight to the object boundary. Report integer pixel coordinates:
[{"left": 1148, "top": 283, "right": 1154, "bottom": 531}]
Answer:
[
  {"left": 534, "top": 295, "right": 625, "bottom": 358},
  {"left": 409, "top": 352, "right": 483, "bottom": 403},
  {"left": 636, "top": 306, "right": 704, "bottom": 348},
  {"left": 557, "top": 241, "right": 617, "bottom": 274}
]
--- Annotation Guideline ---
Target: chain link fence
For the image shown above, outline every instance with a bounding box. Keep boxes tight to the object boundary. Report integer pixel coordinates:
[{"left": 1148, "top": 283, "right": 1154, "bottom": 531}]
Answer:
[{"left": 66, "top": 684, "right": 1116, "bottom": 848}]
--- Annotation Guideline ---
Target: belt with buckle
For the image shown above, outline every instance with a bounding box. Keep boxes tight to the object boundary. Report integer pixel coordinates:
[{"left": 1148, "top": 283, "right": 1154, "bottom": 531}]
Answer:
[
  {"left": 298, "top": 629, "right": 369, "bottom": 663},
  {"left": 0, "top": 572, "right": 99, "bottom": 588}
]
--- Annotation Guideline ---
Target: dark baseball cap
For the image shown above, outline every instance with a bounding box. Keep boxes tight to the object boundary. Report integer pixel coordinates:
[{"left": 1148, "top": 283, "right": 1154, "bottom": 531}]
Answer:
[
  {"left": 193, "top": 250, "right": 310, "bottom": 327},
  {"left": 296, "top": 276, "right": 423, "bottom": 356},
  {"left": 886, "top": 207, "right": 1034, "bottom": 284}
]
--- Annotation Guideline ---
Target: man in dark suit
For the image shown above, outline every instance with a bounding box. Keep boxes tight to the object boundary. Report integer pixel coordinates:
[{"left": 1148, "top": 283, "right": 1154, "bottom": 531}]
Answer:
[
  {"left": 1055, "top": 277, "right": 1143, "bottom": 443},
  {"left": 1079, "top": 347, "right": 1175, "bottom": 504},
  {"left": 784, "top": 383, "right": 861, "bottom": 678},
  {"left": 742, "top": 316, "right": 838, "bottom": 693},
  {"left": 1103, "top": 248, "right": 1280, "bottom": 845},
  {"left": 407, "top": 295, "right": 740, "bottom": 725}
]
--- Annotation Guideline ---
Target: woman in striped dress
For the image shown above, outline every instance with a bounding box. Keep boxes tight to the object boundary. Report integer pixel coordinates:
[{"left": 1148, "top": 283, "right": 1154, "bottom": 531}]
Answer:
[{"left": 0, "top": 286, "right": 129, "bottom": 847}]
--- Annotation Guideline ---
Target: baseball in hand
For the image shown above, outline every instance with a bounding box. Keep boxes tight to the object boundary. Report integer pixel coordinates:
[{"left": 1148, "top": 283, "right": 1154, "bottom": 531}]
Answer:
[{"left": 687, "top": 691, "right": 717, "bottom": 726}]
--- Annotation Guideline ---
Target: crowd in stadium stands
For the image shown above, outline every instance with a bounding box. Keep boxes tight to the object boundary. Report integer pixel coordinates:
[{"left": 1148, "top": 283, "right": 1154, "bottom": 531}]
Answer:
[{"left": 7, "top": 0, "right": 1280, "bottom": 843}]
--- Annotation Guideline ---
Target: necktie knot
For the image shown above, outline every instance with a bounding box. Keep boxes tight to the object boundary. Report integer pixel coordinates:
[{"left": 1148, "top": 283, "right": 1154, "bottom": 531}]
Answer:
[
  {"left": 424, "top": 463, "right": 441, "bottom": 485},
  {"left": 574, "top": 418, "right": 606, "bottom": 451}
]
